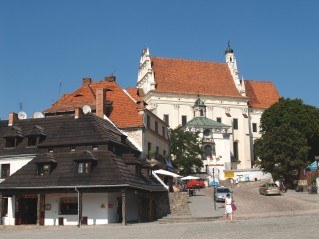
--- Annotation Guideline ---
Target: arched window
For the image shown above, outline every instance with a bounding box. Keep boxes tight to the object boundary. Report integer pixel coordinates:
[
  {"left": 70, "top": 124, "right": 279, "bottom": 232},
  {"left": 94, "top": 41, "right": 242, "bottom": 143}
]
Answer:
[
  {"left": 204, "top": 145, "right": 212, "bottom": 158},
  {"left": 204, "top": 144, "right": 216, "bottom": 158}
]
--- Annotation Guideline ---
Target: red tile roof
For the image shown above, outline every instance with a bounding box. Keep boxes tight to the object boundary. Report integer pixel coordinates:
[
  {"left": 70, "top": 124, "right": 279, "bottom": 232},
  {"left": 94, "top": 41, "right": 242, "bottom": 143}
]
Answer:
[
  {"left": 245, "top": 80, "right": 280, "bottom": 109},
  {"left": 125, "top": 88, "right": 143, "bottom": 102},
  {"left": 150, "top": 57, "right": 244, "bottom": 98},
  {"left": 44, "top": 81, "right": 144, "bottom": 128}
]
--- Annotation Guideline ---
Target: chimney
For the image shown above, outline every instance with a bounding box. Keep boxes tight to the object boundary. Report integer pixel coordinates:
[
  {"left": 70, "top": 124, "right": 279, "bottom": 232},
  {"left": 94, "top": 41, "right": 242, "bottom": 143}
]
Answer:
[
  {"left": 74, "top": 107, "right": 83, "bottom": 119},
  {"left": 104, "top": 76, "right": 116, "bottom": 82},
  {"left": 82, "top": 77, "right": 92, "bottom": 86},
  {"left": 96, "top": 88, "right": 106, "bottom": 118},
  {"left": 8, "top": 112, "right": 18, "bottom": 126}
]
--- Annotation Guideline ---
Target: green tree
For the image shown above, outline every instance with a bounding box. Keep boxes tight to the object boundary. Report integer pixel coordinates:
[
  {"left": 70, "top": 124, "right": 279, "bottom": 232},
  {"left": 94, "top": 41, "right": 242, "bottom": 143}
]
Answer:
[
  {"left": 255, "top": 98, "right": 319, "bottom": 181},
  {"left": 170, "top": 127, "right": 203, "bottom": 175}
]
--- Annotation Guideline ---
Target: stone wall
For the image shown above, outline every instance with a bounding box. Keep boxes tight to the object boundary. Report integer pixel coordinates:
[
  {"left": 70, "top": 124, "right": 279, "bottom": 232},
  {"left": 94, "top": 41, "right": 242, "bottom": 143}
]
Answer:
[{"left": 154, "top": 191, "right": 189, "bottom": 219}]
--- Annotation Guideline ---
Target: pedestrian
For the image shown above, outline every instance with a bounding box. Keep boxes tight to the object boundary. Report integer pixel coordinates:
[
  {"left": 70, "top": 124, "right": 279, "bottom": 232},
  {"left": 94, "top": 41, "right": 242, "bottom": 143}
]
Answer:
[
  {"left": 236, "top": 178, "right": 239, "bottom": 187},
  {"left": 224, "top": 193, "right": 233, "bottom": 222},
  {"left": 230, "top": 178, "right": 234, "bottom": 188}
]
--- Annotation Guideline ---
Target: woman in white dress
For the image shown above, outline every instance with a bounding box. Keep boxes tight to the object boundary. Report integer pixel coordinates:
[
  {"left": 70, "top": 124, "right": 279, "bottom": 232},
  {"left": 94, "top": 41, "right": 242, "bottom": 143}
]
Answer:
[{"left": 224, "top": 193, "right": 233, "bottom": 222}]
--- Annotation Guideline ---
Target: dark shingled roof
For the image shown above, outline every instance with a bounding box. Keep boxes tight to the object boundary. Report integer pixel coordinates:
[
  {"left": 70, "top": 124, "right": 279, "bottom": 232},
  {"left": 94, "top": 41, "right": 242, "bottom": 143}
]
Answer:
[
  {"left": 0, "top": 150, "right": 165, "bottom": 192},
  {"left": 0, "top": 113, "right": 139, "bottom": 156},
  {"left": 0, "top": 113, "right": 165, "bottom": 193}
]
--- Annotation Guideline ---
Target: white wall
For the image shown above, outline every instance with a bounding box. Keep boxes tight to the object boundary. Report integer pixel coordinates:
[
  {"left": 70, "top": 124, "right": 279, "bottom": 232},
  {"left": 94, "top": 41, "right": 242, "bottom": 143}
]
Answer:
[
  {"left": 233, "top": 169, "right": 272, "bottom": 182},
  {"left": 0, "top": 154, "right": 35, "bottom": 183},
  {"left": 43, "top": 192, "right": 138, "bottom": 226},
  {"left": 45, "top": 193, "right": 112, "bottom": 226}
]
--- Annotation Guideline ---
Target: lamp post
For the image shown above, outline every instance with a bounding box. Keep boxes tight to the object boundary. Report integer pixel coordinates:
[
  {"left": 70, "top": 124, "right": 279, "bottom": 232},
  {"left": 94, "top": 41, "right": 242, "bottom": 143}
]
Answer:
[{"left": 212, "top": 168, "right": 216, "bottom": 210}]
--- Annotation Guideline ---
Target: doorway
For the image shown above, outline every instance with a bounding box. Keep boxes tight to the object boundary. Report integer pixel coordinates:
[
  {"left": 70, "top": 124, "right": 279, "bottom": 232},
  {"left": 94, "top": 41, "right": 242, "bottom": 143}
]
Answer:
[{"left": 15, "top": 196, "right": 38, "bottom": 225}]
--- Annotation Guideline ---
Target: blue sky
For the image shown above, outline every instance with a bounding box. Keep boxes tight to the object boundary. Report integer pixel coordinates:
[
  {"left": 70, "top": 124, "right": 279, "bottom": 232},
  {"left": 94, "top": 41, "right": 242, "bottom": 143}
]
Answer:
[{"left": 1, "top": 0, "right": 318, "bottom": 119}]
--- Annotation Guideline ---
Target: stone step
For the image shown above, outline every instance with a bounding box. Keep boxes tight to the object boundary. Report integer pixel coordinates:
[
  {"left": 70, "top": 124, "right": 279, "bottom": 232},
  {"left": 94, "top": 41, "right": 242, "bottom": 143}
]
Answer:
[{"left": 157, "top": 216, "right": 222, "bottom": 224}]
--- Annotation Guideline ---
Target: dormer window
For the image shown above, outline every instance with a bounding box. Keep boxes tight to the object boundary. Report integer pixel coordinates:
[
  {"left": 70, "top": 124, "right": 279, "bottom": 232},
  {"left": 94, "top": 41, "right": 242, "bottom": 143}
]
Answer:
[
  {"left": 27, "top": 136, "right": 37, "bottom": 147},
  {"left": 78, "top": 162, "right": 91, "bottom": 174},
  {"left": 70, "top": 146, "right": 76, "bottom": 152},
  {"left": 74, "top": 150, "right": 97, "bottom": 174},
  {"left": 5, "top": 137, "right": 16, "bottom": 148},
  {"left": 26, "top": 125, "right": 46, "bottom": 147},
  {"left": 37, "top": 164, "right": 51, "bottom": 175},
  {"left": 3, "top": 126, "right": 23, "bottom": 148},
  {"left": 34, "top": 153, "right": 57, "bottom": 176}
]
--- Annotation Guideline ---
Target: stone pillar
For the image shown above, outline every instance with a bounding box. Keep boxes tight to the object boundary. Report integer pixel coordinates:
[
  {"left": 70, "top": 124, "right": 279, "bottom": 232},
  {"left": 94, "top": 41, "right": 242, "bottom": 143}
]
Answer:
[
  {"left": 121, "top": 191, "right": 126, "bottom": 225},
  {"left": 149, "top": 193, "right": 152, "bottom": 221},
  {"left": 78, "top": 192, "right": 82, "bottom": 227},
  {"left": 0, "top": 194, "right": 2, "bottom": 225},
  {"left": 37, "top": 194, "right": 41, "bottom": 226}
]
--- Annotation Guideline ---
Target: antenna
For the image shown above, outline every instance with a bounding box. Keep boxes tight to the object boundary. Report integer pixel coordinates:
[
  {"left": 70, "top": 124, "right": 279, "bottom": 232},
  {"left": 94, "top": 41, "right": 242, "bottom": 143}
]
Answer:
[
  {"left": 18, "top": 111, "right": 27, "bottom": 119},
  {"left": 82, "top": 105, "right": 92, "bottom": 114},
  {"left": 33, "top": 112, "right": 44, "bottom": 118},
  {"left": 59, "top": 82, "right": 62, "bottom": 98},
  {"left": 19, "top": 102, "right": 23, "bottom": 111}
]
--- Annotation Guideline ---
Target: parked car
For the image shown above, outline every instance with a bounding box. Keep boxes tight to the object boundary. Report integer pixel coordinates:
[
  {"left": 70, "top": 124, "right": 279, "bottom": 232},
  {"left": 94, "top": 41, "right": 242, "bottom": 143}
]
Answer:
[
  {"left": 187, "top": 179, "right": 205, "bottom": 189},
  {"left": 214, "top": 186, "right": 232, "bottom": 202},
  {"left": 259, "top": 183, "right": 281, "bottom": 196}
]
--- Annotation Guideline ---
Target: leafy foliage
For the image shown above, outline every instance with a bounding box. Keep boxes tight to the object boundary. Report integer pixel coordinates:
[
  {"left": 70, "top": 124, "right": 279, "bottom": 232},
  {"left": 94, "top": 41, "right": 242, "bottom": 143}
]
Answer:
[
  {"left": 170, "top": 127, "right": 203, "bottom": 175},
  {"left": 255, "top": 98, "right": 319, "bottom": 181}
]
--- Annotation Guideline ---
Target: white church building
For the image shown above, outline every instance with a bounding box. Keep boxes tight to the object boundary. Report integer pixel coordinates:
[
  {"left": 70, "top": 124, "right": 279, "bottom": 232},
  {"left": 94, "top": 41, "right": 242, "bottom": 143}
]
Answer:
[{"left": 136, "top": 44, "right": 280, "bottom": 180}]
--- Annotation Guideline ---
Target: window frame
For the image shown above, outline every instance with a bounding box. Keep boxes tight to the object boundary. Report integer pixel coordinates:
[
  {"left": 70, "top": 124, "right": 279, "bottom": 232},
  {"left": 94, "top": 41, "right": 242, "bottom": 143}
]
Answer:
[
  {"left": 155, "top": 121, "right": 158, "bottom": 133},
  {"left": 37, "top": 163, "right": 51, "bottom": 176},
  {"left": 252, "top": 123, "right": 257, "bottom": 133},
  {"left": 59, "top": 197, "right": 78, "bottom": 215},
  {"left": 27, "top": 136, "right": 38, "bottom": 147},
  {"left": 146, "top": 115, "right": 151, "bottom": 128},
  {"left": 77, "top": 162, "right": 91, "bottom": 174},
  {"left": 5, "top": 137, "right": 16, "bottom": 148},
  {"left": 163, "top": 114, "right": 169, "bottom": 125},
  {"left": 1, "top": 164, "right": 10, "bottom": 179},
  {"left": 182, "top": 115, "right": 187, "bottom": 126},
  {"left": 233, "top": 118, "right": 238, "bottom": 130},
  {"left": 233, "top": 141, "right": 239, "bottom": 161}
]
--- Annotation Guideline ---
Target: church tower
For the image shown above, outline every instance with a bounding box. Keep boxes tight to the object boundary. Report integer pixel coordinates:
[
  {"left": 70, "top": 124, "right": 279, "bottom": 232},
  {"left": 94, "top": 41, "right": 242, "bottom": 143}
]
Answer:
[
  {"left": 225, "top": 42, "right": 246, "bottom": 96},
  {"left": 137, "top": 48, "right": 156, "bottom": 95},
  {"left": 193, "top": 95, "right": 206, "bottom": 118}
]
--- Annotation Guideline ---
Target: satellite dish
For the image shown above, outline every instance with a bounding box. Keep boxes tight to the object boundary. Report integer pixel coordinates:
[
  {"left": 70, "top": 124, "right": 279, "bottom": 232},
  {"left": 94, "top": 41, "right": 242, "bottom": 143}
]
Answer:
[
  {"left": 33, "top": 112, "right": 44, "bottom": 118},
  {"left": 18, "top": 111, "right": 27, "bottom": 119},
  {"left": 82, "top": 105, "right": 92, "bottom": 114}
]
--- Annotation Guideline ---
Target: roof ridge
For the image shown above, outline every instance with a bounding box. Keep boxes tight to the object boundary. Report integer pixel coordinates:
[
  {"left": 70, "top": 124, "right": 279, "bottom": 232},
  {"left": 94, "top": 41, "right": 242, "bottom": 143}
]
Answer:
[{"left": 151, "top": 56, "right": 226, "bottom": 65}]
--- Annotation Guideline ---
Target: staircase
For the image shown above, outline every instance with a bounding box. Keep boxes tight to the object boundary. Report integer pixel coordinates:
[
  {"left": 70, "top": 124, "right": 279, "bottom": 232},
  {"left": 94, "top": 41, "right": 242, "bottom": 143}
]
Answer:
[{"left": 156, "top": 191, "right": 222, "bottom": 224}]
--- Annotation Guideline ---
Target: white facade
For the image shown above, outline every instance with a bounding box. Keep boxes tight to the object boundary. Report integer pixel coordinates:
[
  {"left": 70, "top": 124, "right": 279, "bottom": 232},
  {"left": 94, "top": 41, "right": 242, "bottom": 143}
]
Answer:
[
  {"left": 3, "top": 192, "right": 139, "bottom": 226},
  {"left": 0, "top": 154, "right": 35, "bottom": 183},
  {"left": 124, "top": 111, "right": 170, "bottom": 159},
  {"left": 137, "top": 48, "right": 267, "bottom": 172}
]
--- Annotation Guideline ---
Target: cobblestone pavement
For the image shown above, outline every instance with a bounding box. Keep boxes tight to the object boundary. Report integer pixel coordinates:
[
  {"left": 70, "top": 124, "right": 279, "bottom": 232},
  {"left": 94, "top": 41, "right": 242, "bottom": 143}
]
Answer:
[
  {"left": 204, "top": 180, "right": 319, "bottom": 220},
  {"left": 2, "top": 181, "right": 319, "bottom": 238},
  {"left": 1, "top": 215, "right": 319, "bottom": 239}
]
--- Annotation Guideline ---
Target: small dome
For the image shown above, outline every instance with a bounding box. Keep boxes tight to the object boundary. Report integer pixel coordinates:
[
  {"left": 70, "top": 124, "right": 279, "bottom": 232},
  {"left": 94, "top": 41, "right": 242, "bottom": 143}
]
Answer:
[
  {"left": 194, "top": 97, "right": 205, "bottom": 106},
  {"left": 225, "top": 41, "right": 234, "bottom": 54}
]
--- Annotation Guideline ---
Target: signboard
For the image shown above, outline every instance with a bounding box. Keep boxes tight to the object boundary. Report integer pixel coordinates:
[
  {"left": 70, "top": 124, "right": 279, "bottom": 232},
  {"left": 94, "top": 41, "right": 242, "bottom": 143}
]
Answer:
[
  {"left": 210, "top": 181, "right": 219, "bottom": 186},
  {"left": 224, "top": 171, "right": 234, "bottom": 179}
]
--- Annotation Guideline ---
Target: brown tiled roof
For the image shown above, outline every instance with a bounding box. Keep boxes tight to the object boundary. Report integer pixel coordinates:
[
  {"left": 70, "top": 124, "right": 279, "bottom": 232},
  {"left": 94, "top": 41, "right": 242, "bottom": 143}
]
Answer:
[
  {"left": 150, "top": 57, "right": 244, "bottom": 98},
  {"left": 245, "top": 80, "right": 280, "bottom": 109},
  {"left": 125, "top": 88, "right": 143, "bottom": 102},
  {"left": 44, "top": 81, "right": 144, "bottom": 128}
]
